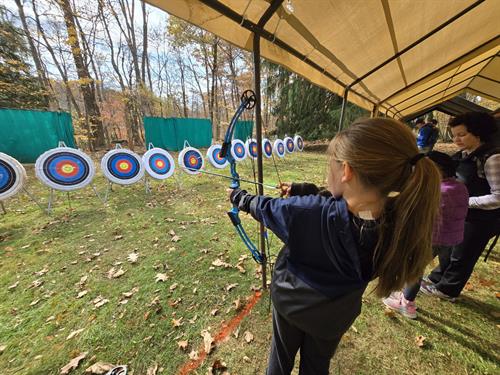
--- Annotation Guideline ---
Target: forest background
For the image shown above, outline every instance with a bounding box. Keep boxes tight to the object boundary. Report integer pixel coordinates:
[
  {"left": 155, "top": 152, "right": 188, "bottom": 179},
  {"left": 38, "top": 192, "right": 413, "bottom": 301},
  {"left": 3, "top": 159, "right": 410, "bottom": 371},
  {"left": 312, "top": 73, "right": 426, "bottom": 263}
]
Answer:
[{"left": 1, "top": 0, "right": 497, "bottom": 151}]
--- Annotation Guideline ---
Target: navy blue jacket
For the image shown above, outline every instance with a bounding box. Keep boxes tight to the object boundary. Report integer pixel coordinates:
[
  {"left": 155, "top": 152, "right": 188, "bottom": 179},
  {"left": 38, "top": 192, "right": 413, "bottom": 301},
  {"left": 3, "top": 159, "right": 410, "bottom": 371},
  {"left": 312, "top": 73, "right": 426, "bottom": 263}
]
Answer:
[{"left": 232, "top": 191, "right": 378, "bottom": 299}]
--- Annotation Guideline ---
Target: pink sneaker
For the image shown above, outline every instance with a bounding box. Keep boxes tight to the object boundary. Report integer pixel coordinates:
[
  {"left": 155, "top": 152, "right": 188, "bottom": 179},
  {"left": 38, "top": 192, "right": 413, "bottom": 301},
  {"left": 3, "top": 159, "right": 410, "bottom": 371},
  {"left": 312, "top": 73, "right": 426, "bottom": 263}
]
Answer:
[{"left": 383, "top": 292, "right": 417, "bottom": 319}]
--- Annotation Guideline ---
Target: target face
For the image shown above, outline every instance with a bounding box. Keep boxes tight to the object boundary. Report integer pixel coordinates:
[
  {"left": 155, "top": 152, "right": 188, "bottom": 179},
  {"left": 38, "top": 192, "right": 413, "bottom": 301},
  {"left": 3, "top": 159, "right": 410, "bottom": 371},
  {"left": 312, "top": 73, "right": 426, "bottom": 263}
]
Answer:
[
  {"left": 179, "top": 147, "right": 204, "bottom": 174},
  {"left": 101, "top": 149, "right": 144, "bottom": 185},
  {"left": 207, "top": 145, "right": 228, "bottom": 169},
  {"left": 262, "top": 138, "right": 273, "bottom": 158},
  {"left": 0, "top": 153, "right": 27, "bottom": 200},
  {"left": 294, "top": 135, "right": 304, "bottom": 151},
  {"left": 143, "top": 148, "right": 175, "bottom": 180},
  {"left": 246, "top": 139, "right": 259, "bottom": 160},
  {"left": 284, "top": 137, "right": 295, "bottom": 153},
  {"left": 273, "top": 139, "right": 286, "bottom": 158},
  {"left": 231, "top": 140, "right": 247, "bottom": 162},
  {"left": 35, "top": 148, "right": 95, "bottom": 191}
]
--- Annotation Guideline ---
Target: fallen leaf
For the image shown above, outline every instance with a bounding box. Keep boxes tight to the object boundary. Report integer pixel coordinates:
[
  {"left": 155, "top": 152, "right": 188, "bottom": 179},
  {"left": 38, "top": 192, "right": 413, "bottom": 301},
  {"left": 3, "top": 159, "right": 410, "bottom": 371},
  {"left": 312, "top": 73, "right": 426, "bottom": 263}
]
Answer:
[
  {"left": 212, "top": 259, "right": 231, "bottom": 268},
  {"left": 202, "top": 330, "right": 214, "bottom": 354},
  {"left": 146, "top": 363, "right": 158, "bottom": 375},
  {"left": 155, "top": 273, "right": 168, "bottom": 282},
  {"left": 113, "top": 235, "right": 123, "bottom": 241},
  {"left": 171, "top": 235, "right": 181, "bottom": 242},
  {"left": 60, "top": 352, "right": 87, "bottom": 374},
  {"left": 188, "top": 350, "right": 199, "bottom": 360},
  {"left": 122, "top": 287, "right": 139, "bottom": 298},
  {"left": 351, "top": 326, "right": 358, "bottom": 334},
  {"left": 170, "top": 283, "right": 178, "bottom": 291},
  {"left": 8, "top": 281, "right": 19, "bottom": 290},
  {"left": 177, "top": 340, "right": 189, "bottom": 351},
  {"left": 77, "top": 290, "right": 88, "bottom": 299},
  {"left": 210, "top": 309, "right": 219, "bottom": 316},
  {"left": 464, "top": 282, "right": 474, "bottom": 291},
  {"left": 243, "top": 331, "right": 254, "bottom": 343},
  {"left": 172, "top": 317, "right": 183, "bottom": 327},
  {"left": 383, "top": 308, "right": 396, "bottom": 317},
  {"left": 66, "top": 328, "right": 84, "bottom": 340},
  {"left": 29, "top": 279, "right": 44, "bottom": 289},
  {"left": 0, "top": 345, "right": 6, "bottom": 354},
  {"left": 30, "top": 299, "right": 41, "bottom": 306},
  {"left": 35, "top": 267, "right": 49, "bottom": 276},
  {"left": 112, "top": 268, "right": 126, "bottom": 279},
  {"left": 495, "top": 292, "right": 500, "bottom": 299},
  {"left": 84, "top": 362, "right": 114, "bottom": 374},
  {"left": 127, "top": 253, "right": 139, "bottom": 263},
  {"left": 225, "top": 283, "right": 238, "bottom": 292},
  {"left": 415, "top": 335, "right": 426, "bottom": 348}
]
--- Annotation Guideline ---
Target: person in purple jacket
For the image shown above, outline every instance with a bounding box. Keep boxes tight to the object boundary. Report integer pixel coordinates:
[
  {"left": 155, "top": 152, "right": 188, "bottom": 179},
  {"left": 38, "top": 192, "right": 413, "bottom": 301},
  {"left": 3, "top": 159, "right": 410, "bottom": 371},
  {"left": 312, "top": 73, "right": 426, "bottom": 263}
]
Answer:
[
  {"left": 229, "top": 118, "right": 441, "bottom": 375},
  {"left": 382, "top": 151, "right": 468, "bottom": 318}
]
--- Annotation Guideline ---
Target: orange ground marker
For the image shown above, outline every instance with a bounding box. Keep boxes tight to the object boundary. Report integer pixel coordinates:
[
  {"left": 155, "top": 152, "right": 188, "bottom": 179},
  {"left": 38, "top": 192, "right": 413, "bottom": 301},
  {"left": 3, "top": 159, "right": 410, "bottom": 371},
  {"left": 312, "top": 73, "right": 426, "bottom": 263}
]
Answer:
[{"left": 177, "top": 290, "right": 263, "bottom": 375}]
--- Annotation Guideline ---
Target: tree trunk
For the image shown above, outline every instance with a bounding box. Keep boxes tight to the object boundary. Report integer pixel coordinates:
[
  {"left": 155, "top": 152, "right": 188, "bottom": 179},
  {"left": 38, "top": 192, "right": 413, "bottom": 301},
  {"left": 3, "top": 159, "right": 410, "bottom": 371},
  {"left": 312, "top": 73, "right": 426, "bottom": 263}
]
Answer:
[{"left": 59, "top": 0, "right": 104, "bottom": 149}]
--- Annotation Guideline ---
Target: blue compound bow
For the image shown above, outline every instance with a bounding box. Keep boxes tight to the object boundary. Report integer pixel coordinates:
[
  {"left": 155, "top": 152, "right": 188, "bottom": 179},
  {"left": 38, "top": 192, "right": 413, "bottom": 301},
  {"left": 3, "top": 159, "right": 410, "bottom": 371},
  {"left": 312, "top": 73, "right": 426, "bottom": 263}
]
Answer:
[{"left": 220, "top": 90, "right": 263, "bottom": 264}]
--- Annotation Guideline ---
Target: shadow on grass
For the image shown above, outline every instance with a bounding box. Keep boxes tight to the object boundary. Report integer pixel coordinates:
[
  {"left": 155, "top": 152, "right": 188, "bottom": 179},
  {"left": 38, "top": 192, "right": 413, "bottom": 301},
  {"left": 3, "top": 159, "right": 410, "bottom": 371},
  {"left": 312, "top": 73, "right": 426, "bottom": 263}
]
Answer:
[
  {"left": 455, "top": 295, "right": 500, "bottom": 324},
  {"left": 418, "top": 308, "right": 500, "bottom": 364}
]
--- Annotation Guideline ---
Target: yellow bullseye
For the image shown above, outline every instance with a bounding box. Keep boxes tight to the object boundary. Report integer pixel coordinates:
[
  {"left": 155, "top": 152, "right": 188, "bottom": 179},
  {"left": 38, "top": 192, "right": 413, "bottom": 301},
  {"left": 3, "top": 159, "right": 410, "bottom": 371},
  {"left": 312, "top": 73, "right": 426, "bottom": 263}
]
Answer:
[
  {"left": 157, "top": 160, "right": 165, "bottom": 168},
  {"left": 119, "top": 162, "right": 129, "bottom": 170},
  {"left": 61, "top": 164, "right": 75, "bottom": 173}
]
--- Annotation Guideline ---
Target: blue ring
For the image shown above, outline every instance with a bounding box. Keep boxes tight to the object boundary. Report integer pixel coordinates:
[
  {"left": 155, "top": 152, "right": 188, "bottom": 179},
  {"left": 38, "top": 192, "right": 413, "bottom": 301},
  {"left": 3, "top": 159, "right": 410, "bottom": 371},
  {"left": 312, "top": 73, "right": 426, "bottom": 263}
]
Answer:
[
  {"left": 286, "top": 139, "right": 294, "bottom": 152},
  {"left": 248, "top": 141, "right": 258, "bottom": 158},
  {"left": 0, "top": 162, "right": 15, "bottom": 194},
  {"left": 233, "top": 141, "right": 246, "bottom": 158},
  {"left": 211, "top": 147, "right": 226, "bottom": 166},
  {"left": 277, "top": 143, "right": 285, "bottom": 155}
]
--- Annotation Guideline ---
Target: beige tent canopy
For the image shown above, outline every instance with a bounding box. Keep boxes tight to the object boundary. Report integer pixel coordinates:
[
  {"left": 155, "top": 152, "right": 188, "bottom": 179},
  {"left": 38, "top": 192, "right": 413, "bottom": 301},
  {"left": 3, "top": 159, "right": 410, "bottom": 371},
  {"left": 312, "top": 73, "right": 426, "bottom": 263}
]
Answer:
[{"left": 147, "top": 0, "right": 499, "bottom": 119}]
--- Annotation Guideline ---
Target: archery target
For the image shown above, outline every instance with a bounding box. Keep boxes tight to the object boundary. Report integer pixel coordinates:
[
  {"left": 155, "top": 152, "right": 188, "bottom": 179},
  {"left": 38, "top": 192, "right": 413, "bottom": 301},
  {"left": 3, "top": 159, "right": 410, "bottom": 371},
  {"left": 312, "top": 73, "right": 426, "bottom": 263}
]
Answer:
[
  {"left": 294, "top": 135, "right": 304, "bottom": 151},
  {"left": 101, "top": 149, "right": 144, "bottom": 185},
  {"left": 231, "top": 139, "right": 247, "bottom": 162},
  {"left": 142, "top": 148, "right": 175, "bottom": 180},
  {"left": 284, "top": 136, "right": 295, "bottom": 153},
  {"left": 0, "top": 153, "right": 27, "bottom": 200},
  {"left": 273, "top": 139, "right": 286, "bottom": 158},
  {"left": 246, "top": 139, "right": 259, "bottom": 160},
  {"left": 207, "top": 144, "right": 228, "bottom": 169},
  {"left": 178, "top": 147, "right": 204, "bottom": 174},
  {"left": 262, "top": 138, "right": 273, "bottom": 158},
  {"left": 35, "top": 147, "right": 95, "bottom": 191}
]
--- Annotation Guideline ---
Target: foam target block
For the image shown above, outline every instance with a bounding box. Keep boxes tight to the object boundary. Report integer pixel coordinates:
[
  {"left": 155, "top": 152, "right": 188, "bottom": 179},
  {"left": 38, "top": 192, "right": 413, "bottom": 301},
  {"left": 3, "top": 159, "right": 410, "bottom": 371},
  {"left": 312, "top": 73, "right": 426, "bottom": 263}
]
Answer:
[
  {"left": 273, "top": 139, "right": 286, "bottom": 158},
  {"left": 207, "top": 144, "right": 228, "bottom": 169},
  {"left": 246, "top": 139, "right": 259, "bottom": 160},
  {"left": 178, "top": 147, "right": 204, "bottom": 174},
  {"left": 294, "top": 135, "right": 304, "bottom": 151},
  {"left": 35, "top": 147, "right": 95, "bottom": 191},
  {"left": 143, "top": 148, "right": 175, "bottom": 180},
  {"left": 262, "top": 138, "right": 273, "bottom": 159},
  {"left": 231, "top": 139, "right": 247, "bottom": 162},
  {"left": 0, "top": 152, "right": 27, "bottom": 199},
  {"left": 284, "top": 136, "right": 295, "bottom": 153},
  {"left": 101, "top": 149, "right": 144, "bottom": 185}
]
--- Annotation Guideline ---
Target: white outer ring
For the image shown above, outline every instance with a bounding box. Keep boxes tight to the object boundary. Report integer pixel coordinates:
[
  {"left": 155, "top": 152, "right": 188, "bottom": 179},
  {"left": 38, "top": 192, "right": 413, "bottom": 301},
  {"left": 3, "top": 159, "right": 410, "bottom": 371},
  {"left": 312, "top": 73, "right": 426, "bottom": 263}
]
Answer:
[
  {"left": 284, "top": 136, "right": 295, "bottom": 153},
  {"left": 294, "top": 135, "right": 304, "bottom": 151},
  {"left": 273, "top": 139, "right": 286, "bottom": 158},
  {"left": 35, "top": 147, "right": 95, "bottom": 191},
  {"left": 245, "top": 138, "right": 258, "bottom": 160},
  {"left": 206, "top": 144, "right": 228, "bottom": 169},
  {"left": 262, "top": 138, "right": 273, "bottom": 158},
  {"left": 142, "top": 148, "right": 175, "bottom": 180},
  {"left": 0, "top": 152, "right": 27, "bottom": 199},
  {"left": 231, "top": 139, "right": 247, "bottom": 162},
  {"left": 178, "top": 147, "right": 205, "bottom": 175},
  {"left": 101, "top": 148, "right": 144, "bottom": 185}
]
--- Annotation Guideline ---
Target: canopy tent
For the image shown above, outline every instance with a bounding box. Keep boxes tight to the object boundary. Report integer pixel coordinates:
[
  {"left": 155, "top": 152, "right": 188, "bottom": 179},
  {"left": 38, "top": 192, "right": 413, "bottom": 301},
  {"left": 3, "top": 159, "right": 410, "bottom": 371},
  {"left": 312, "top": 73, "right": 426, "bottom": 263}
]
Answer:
[
  {"left": 146, "top": 0, "right": 499, "bottom": 120},
  {"left": 402, "top": 95, "right": 492, "bottom": 122}
]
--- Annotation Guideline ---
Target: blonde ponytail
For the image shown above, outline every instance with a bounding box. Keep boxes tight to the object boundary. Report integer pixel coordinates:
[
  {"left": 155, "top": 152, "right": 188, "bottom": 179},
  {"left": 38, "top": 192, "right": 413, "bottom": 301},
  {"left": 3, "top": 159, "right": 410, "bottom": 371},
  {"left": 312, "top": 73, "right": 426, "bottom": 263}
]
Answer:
[{"left": 329, "top": 118, "right": 441, "bottom": 297}]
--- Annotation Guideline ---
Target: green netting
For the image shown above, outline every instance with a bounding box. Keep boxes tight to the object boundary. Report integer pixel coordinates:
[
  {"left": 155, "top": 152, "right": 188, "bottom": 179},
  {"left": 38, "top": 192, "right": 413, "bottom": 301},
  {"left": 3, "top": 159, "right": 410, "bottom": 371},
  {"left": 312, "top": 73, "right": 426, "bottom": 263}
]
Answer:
[
  {"left": 144, "top": 117, "right": 212, "bottom": 151},
  {"left": 234, "top": 120, "right": 254, "bottom": 141},
  {"left": 0, "top": 109, "right": 75, "bottom": 163}
]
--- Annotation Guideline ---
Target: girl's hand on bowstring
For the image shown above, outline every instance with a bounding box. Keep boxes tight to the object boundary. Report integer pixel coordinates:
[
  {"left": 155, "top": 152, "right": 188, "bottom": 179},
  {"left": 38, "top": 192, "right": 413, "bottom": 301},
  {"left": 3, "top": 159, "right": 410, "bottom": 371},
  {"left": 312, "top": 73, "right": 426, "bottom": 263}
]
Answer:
[{"left": 278, "top": 182, "right": 292, "bottom": 198}]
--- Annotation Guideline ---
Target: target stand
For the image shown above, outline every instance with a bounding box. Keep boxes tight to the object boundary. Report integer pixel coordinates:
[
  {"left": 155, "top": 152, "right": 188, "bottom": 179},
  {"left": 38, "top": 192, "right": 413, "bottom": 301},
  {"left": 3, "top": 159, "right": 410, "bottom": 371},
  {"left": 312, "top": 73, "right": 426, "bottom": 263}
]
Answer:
[
  {"left": 101, "top": 143, "right": 145, "bottom": 202},
  {"left": 35, "top": 142, "right": 98, "bottom": 214}
]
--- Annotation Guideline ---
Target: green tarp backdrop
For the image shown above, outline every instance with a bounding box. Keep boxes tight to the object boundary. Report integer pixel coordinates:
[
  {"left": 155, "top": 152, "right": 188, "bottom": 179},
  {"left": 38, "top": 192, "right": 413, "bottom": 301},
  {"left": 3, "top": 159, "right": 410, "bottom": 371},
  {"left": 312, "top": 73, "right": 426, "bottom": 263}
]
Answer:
[
  {"left": 144, "top": 117, "right": 254, "bottom": 151},
  {"left": 0, "top": 109, "right": 75, "bottom": 163}
]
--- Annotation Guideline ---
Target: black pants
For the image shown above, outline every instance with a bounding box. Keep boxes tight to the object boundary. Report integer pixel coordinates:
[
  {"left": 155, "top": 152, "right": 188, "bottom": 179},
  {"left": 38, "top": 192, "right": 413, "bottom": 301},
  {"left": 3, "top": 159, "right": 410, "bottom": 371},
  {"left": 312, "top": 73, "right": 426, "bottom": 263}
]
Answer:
[
  {"left": 428, "top": 219, "right": 500, "bottom": 297},
  {"left": 266, "top": 308, "right": 342, "bottom": 375}
]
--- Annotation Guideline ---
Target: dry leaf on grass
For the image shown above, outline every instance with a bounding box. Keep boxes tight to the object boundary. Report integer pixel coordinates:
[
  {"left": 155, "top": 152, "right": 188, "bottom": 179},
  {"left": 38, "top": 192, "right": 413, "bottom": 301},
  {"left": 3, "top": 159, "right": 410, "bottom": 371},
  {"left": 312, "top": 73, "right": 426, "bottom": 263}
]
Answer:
[
  {"left": 202, "top": 330, "right": 215, "bottom": 354},
  {"left": 172, "top": 317, "right": 183, "bottom": 327},
  {"left": 107, "top": 268, "right": 126, "bottom": 279},
  {"left": 113, "top": 235, "right": 123, "bottom": 241},
  {"left": 383, "top": 308, "right": 396, "bottom": 317},
  {"left": 210, "top": 309, "right": 219, "bottom": 316},
  {"left": 8, "top": 281, "right": 19, "bottom": 290},
  {"left": 225, "top": 283, "right": 238, "bottom": 292},
  {"left": 177, "top": 340, "right": 189, "bottom": 351},
  {"left": 155, "top": 273, "right": 168, "bottom": 283},
  {"left": 84, "top": 362, "right": 114, "bottom": 374},
  {"left": 122, "top": 287, "right": 139, "bottom": 298},
  {"left": 495, "top": 292, "right": 500, "bottom": 299},
  {"left": 169, "top": 283, "right": 178, "bottom": 291},
  {"left": 60, "top": 352, "right": 87, "bottom": 374},
  {"left": 188, "top": 350, "right": 199, "bottom": 360},
  {"left": 77, "top": 276, "right": 88, "bottom": 287},
  {"left": 146, "top": 363, "right": 158, "bottom": 375},
  {"left": 92, "top": 296, "right": 109, "bottom": 309},
  {"left": 66, "top": 328, "right": 84, "bottom": 340},
  {"left": 464, "top": 282, "right": 474, "bottom": 291},
  {"left": 0, "top": 345, "right": 6, "bottom": 354},
  {"left": 29, "top": 279, "right": 44, "bottom": 289},
  {"left": 212, "top": 259, "right": 231, "bottom": 268},
  {"left": 77, "top": 290, "right": 88, "bottom": 299},
  {"left": 171, "top": 235, "right": 181, "bottom": 242},
  {"left": 127, "top": 253, "right": 139, "bottom": 263},
  {"left": 30, "top": 299, "right": 40, "bottom": 306},
  {"left": 35, "top": 267, "right": 49, "bottom": 276},
  {"left": 243, "top": 331, "right": 254, "bottom": 343},
  {"left": 415, "top": 335, "right": 426, "bottom": 348}
]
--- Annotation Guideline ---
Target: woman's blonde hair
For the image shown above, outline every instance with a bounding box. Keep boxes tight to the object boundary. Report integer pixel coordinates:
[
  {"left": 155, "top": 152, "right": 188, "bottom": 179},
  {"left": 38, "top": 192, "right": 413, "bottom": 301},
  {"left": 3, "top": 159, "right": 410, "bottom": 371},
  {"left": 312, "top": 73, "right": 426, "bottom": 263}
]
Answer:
[{"left": 329, "top": 118, "right": 441, "bottom": 297}]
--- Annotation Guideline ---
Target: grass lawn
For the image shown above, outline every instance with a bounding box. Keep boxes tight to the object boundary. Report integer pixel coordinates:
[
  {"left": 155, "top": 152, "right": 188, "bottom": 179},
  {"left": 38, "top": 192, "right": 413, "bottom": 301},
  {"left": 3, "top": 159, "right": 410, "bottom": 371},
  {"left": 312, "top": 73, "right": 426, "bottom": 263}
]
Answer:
[{"left": 0, "top": 146, "right": 498, "bottom": 374}]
